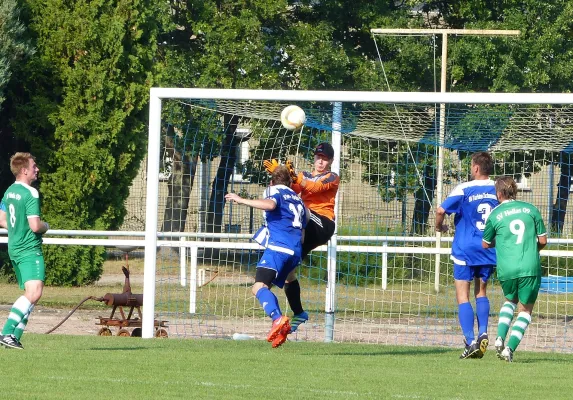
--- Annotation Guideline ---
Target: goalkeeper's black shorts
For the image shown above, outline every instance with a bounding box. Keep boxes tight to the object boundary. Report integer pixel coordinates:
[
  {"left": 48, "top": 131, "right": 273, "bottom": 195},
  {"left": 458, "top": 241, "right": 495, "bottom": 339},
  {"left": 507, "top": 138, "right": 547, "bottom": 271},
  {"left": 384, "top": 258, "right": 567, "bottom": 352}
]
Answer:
[{"left": 302, "top": 211, "right": 335, "bottom": 259}]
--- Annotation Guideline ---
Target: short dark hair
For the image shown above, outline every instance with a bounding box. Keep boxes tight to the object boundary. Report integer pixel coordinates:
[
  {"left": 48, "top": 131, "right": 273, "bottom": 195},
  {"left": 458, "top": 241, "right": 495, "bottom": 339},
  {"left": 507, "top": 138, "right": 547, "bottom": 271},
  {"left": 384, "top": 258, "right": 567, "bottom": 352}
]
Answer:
[
  {"left": 495, "top": 176, "right": 517, "bottom": 200},
  {"left": 272, "top": 165, "right": 292, "bottom": 186},
  {"left": 471, "top": 152, "right": 494, "bottom": 176}
]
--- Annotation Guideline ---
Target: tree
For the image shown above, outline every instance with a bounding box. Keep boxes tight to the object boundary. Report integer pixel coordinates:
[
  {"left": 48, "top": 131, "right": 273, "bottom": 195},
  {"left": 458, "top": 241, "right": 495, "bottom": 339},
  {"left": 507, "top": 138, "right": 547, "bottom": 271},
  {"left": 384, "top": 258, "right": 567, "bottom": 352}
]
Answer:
[
  {"left": 156, "top": 1, "right": 401, "bottom": 244},
  {"left": 156, "top": 1, "right": 286, "bottom": 251},
  {"left": 0, "top": 0, "right": 165, "bottom": 284},
  {"left": 0, "top": 0, "right": 34, "bottom": 197},
  {"left": 355, "top": 0, "right": 573, "bottom": 234},
  {"left": 427, "top": 0, "right": 573, "bottom": 234},
  {"left": 0, "top": 0, "right": 33, "bottom": 107}
]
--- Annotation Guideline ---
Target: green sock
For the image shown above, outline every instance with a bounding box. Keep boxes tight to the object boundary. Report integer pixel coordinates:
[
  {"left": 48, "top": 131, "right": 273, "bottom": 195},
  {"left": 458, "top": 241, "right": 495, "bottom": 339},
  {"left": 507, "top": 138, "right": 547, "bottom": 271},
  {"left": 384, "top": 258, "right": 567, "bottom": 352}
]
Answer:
[
  {"left": 2, "top": 296, "right": 31, "bottom": 336},
  {"left": 496, "top": 301, "right": 516, "bottom": 341},
  {"left": 14, "top": 304, "right": 34, "bottom": 340},
  {"left": 507, "top": 312, "right": 531, "bottom": 351}
]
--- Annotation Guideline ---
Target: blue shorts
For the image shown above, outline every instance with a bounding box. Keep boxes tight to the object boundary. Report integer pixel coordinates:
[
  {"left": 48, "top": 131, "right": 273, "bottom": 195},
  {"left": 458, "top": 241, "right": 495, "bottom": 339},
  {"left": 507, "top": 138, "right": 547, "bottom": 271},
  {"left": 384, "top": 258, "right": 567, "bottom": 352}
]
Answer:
[
  {"left": 257, "top": 248, "right": 301, "bottom": 289},
  {"left": 453, "top": 264, "right": 494, "bottom": 282}
]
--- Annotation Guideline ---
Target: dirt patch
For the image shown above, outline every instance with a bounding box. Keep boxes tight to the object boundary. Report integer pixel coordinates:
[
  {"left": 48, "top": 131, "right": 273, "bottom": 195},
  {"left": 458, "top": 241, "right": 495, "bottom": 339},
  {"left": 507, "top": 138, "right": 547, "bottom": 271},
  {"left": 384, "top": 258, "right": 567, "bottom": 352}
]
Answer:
[
  {"left": 2, "top": 273, "right": 145, "bottom": 337},
  {"left": 0, "top": 305, "right": 105, "bottom": 336}
]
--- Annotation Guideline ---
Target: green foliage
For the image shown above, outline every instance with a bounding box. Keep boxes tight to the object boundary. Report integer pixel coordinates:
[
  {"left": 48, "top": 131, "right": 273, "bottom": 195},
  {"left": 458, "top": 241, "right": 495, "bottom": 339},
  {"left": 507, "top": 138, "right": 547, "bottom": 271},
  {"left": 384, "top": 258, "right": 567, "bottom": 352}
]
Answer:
[
  {"left": 43, "top": 245, "right": 104, "bottom": 286},
  {"left": 159, "top": 0, "right": 287, "bottom": 89},
  {"left": 5, "top": 0, "right": 573, "bottom": 283},
  {"left": 0, "top": 0, "right": 34, "bottom": 106},
  {"left": 364, "top": 1, "right": 573, "bottom": 232},
  {"left": 335, "top": 251, "right": 388, "bottom": 286},
  {"left": 0, "top": 248, "right": 16, "bottom": 283},
  {"left": 0, "top": 0, "right": 35, "bottom": 187},
  {"left": 0, "top": 0, "right": 165, "bottom": 285},
  {"left": 420, "top": 0, "right": 573, "bottom": 93},
  {"left": 302, "top": 246, "right": 438, "bottom": 287}
]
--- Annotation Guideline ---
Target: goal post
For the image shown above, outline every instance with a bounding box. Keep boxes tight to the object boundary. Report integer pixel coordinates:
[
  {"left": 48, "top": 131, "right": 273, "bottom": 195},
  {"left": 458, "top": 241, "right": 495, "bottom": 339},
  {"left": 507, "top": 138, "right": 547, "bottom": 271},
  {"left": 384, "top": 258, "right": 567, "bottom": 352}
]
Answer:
[{"left": 142, "top": 88, "right": 573, "bottom": 352}]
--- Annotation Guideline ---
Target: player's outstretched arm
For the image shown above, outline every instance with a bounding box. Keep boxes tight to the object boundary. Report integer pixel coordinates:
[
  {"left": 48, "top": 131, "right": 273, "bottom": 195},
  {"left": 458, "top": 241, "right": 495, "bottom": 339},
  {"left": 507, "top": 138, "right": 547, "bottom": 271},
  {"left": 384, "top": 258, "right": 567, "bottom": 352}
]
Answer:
[{"left": 225, "top": 193, "right": 276, "bottom": 211}]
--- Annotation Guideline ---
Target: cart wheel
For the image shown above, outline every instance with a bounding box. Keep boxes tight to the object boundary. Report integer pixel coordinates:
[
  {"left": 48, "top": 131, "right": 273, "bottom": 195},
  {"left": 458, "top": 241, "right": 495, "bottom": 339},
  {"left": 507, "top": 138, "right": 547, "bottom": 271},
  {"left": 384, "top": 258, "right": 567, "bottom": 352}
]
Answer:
[
  {"left": 131, "top": 328, "right": 142, "bottom": 337},
  {"left": 97, "top": 327, "right": 112, "bottom": 336},
  {"left": 117, "top": 329, "right": 131, "bottom": 337},
  {"left": 155, "top": 328, "right": 168, "bottom": 338}
]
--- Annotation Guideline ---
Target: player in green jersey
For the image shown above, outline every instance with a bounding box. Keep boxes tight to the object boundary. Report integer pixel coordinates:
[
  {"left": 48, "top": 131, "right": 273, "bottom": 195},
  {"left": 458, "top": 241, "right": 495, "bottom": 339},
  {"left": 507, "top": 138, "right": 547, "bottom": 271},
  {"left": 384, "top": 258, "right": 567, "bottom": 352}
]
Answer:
[
  {"left": 482, "top": 176, "right": 547, "bottom": 362},
  {"left": 0, "top": 152, "right": 50, "bottom": 349}
]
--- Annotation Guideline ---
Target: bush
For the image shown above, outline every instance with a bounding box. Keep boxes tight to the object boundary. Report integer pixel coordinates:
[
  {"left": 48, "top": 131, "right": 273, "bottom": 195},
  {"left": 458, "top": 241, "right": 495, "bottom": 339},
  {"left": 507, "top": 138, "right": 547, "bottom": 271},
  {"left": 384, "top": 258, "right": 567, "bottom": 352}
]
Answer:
[
  {"left": 0, "top": 247, "right": 16, "bottom": 283},
  {"left": 43, "top": 245, "right": 104, "bottom": 286}
]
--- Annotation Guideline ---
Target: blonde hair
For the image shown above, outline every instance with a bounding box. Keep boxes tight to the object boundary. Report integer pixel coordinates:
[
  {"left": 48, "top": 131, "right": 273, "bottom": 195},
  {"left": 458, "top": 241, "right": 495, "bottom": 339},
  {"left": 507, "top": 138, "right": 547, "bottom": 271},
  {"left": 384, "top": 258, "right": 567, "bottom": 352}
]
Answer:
[
  {"left": 495, "top": 176, "right": 517, "bottom": 200},
  {"left": 10, "top": 152, "right": 35, "bottom": 177}
]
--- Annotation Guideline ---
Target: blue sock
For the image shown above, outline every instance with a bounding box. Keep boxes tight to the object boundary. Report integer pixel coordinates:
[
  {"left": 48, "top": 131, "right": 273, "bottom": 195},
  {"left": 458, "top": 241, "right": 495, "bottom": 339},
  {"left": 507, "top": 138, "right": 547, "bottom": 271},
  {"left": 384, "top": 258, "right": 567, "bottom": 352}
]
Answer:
[
  {"left": 458, "top": 302, "right": 475, "bottom": 343},
  {"left": 255, "top": 287, "right": 282, "bottom": 321},
  {"left": 475, "top": 296, "right": 490, "bottom": 336}
]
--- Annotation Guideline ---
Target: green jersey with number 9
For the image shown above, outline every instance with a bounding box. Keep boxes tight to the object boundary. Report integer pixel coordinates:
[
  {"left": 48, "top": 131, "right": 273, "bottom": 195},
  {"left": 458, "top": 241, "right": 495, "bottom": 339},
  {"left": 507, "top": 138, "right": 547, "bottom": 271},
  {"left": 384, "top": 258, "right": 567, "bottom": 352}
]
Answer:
[
  {"left": 483, "top": 200, "right": 547, "bottom": 281},
  {"left": 1, "top": 182, "right": 43, "bottom": 257}
]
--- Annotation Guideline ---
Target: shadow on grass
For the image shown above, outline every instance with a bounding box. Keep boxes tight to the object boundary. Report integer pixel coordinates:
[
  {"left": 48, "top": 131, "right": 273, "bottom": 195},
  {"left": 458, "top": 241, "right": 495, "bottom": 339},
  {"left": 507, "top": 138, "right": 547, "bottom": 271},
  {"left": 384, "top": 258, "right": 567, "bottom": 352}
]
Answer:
[
  {"left": 88, "top": 347, "right": 149, "bottom": 351},
  {"left": 512, "top": 356, "right": 573, "bottom": 364},
  {"left": 303, "top": 347, "right": 453, "bottom": 356}
]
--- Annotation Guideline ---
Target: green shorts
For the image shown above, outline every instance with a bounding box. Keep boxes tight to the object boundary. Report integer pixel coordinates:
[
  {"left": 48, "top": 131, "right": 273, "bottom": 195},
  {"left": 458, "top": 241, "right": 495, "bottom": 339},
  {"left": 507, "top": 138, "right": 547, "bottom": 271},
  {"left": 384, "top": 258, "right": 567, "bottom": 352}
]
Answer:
[
  {"left": 10, "top": 251, "right": 46, "bottom": 290},
  {"left": 500, "top": 276, "right": 541, "bottom": 305}
]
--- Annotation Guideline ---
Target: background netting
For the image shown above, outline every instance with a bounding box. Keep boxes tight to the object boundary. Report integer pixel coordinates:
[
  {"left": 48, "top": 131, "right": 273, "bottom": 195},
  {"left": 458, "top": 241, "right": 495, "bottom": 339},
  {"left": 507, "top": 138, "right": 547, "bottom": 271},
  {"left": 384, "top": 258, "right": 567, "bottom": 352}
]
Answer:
[{"left": 124, "top": 97, "right": 573, "bottom": 351}]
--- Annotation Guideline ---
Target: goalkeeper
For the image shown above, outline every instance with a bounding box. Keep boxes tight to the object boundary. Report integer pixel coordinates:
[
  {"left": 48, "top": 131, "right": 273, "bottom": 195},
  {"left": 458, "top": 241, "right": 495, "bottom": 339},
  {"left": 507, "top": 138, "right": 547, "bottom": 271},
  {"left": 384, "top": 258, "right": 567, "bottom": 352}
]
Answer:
[{"left": 263, "top": 142, "right": 339, "bottom": 333}]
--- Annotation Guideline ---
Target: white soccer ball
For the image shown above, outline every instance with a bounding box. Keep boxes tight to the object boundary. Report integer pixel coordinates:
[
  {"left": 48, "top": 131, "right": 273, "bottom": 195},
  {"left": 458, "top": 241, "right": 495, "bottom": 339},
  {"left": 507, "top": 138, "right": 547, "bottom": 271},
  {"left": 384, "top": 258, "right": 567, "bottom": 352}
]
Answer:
[{"left": 281, "top": 105, "right": 306, "bottom": 131}]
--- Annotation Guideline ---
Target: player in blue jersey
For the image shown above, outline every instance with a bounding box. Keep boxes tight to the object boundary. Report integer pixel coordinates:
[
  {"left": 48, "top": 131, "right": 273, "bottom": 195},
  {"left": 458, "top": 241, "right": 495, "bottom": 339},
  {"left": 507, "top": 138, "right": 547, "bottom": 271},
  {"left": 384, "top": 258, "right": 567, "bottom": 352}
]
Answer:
[
  {"left": 225, "top": 165, "right": 308, "bottom": 348},
  {"left": 435, "top": 152, "right": 498, "bottom": 359}
]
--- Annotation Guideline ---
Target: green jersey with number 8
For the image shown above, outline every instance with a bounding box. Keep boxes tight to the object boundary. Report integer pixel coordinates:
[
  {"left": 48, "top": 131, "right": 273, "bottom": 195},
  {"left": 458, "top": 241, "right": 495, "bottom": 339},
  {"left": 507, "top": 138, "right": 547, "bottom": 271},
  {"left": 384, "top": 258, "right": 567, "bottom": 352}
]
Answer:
[
  {"left": 1, "top": 182, "right": 43, "bottom": 257},
  {"left": 483, "top": 200, "right": 547, "bottom": 281}
]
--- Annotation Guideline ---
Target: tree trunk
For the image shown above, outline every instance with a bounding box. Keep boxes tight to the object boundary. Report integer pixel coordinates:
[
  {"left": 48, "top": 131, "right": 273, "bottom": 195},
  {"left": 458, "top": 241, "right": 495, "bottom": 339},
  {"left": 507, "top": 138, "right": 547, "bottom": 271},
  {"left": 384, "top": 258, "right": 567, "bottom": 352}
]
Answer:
[
  {"left": 204, "top": 115, "right": 242, "bottom": 261},
  {"left": 551, "top": 154, "right": 572, "bottom": 234},
  {"left": 161, "top": 134, "right": 199, "bottom": 233},
  {"left": 411, "top": 164, "right": 436, "bottom": 235}
]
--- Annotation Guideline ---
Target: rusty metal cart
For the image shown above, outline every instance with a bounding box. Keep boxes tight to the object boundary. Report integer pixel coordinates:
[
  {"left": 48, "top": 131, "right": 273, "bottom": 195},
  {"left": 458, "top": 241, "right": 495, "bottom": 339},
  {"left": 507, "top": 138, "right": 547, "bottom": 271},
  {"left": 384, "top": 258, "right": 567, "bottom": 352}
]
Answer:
[{"left": 96, "top": 264, "right": 168, "bottom": 338}]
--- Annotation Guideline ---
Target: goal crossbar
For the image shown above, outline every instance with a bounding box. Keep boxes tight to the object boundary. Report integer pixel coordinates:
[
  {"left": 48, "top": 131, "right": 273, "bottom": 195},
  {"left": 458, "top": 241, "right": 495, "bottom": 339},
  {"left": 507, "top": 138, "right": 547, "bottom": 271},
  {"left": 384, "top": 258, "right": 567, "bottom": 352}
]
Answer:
[{"left": 150, "top": 88, "right": 573, "bottom": 104}]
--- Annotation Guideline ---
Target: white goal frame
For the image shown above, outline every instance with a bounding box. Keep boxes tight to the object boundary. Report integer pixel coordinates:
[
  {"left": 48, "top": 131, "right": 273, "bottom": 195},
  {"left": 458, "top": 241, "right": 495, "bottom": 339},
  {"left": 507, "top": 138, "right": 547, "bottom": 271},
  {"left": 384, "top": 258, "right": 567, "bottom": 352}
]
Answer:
[{"left": 142, "top": 88, "right": 573, "bottom": 338}]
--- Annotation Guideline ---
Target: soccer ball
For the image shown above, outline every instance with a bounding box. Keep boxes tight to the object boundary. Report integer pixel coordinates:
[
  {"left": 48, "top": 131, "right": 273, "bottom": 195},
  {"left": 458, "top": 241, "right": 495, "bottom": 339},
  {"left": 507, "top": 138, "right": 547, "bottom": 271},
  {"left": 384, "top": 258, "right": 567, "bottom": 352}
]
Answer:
[{"left": 281, "top": 105, "right": 306, "bottom": 131}]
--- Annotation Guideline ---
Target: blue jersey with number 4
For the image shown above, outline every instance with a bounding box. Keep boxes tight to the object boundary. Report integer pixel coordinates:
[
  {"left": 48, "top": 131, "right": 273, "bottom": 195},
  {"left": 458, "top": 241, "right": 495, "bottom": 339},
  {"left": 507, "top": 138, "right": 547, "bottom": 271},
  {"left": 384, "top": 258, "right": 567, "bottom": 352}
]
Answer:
[
  {"left": 440, "top": 179, "right": 498, "bottom": 266},
  {"left": 253, "top": 185, "right": 307, "bottom": 256}
]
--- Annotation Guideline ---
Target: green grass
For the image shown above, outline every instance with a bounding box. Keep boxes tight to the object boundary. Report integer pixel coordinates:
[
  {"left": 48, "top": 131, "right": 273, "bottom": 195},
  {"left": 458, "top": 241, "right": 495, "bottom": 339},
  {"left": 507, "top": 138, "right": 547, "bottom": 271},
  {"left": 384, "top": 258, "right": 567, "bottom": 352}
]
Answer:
[{"left": 5, "top": 334, "right": 573, "bottom": 399}]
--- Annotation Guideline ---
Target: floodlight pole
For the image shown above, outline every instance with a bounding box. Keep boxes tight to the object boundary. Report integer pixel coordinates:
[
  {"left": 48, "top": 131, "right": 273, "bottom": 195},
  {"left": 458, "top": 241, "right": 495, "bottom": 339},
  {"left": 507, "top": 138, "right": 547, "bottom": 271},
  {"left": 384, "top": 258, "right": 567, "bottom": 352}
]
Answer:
[{"left": 371, "top": 29, "right": 519, "bottom": 292}]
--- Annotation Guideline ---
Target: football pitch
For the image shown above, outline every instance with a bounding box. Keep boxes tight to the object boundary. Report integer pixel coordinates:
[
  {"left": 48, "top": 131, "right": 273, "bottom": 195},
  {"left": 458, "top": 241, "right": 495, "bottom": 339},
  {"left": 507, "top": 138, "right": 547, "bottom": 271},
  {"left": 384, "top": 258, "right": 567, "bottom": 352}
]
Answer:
[{"left": 4, "top": 334, "right": 573, "bottom": 399}]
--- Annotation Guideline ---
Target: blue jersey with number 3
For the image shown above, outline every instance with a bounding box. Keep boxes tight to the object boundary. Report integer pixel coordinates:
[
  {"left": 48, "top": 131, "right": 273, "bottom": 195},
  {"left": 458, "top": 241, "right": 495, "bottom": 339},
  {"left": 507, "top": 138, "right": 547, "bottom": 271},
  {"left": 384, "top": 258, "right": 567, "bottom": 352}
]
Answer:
[
  {"left": 440, "top": 179, "right": 498, "bottom": 266},
  {"left": 252, "top": 185, "right": 307, "bottom": 257}
]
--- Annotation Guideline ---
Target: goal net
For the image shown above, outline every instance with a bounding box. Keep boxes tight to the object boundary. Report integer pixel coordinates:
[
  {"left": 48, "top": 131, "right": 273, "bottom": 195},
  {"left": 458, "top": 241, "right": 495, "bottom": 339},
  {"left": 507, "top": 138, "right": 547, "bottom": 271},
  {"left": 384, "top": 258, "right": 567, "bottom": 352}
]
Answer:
[{"left": 136, "top": 89, "right": 573, "bottom": 352}]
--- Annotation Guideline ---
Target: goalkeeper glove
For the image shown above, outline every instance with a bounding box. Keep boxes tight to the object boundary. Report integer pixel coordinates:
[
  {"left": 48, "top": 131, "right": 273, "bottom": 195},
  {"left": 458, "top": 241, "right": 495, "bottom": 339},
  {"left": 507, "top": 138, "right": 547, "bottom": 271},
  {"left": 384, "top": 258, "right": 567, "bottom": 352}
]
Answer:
[
  {"left": 263, "top": 159, "right": 280, "bottom": 174},
  {"left": 285, "top": 160, "right": 302, "bottom": 184}
]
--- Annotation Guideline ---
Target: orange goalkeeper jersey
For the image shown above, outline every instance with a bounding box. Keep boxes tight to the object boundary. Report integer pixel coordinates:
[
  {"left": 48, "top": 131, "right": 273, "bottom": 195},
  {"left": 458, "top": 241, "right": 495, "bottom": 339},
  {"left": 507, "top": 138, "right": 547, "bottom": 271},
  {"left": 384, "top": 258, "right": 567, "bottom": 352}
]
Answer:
[{"left": 291, "top": 170, "right": 340, "bottom": 221}]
